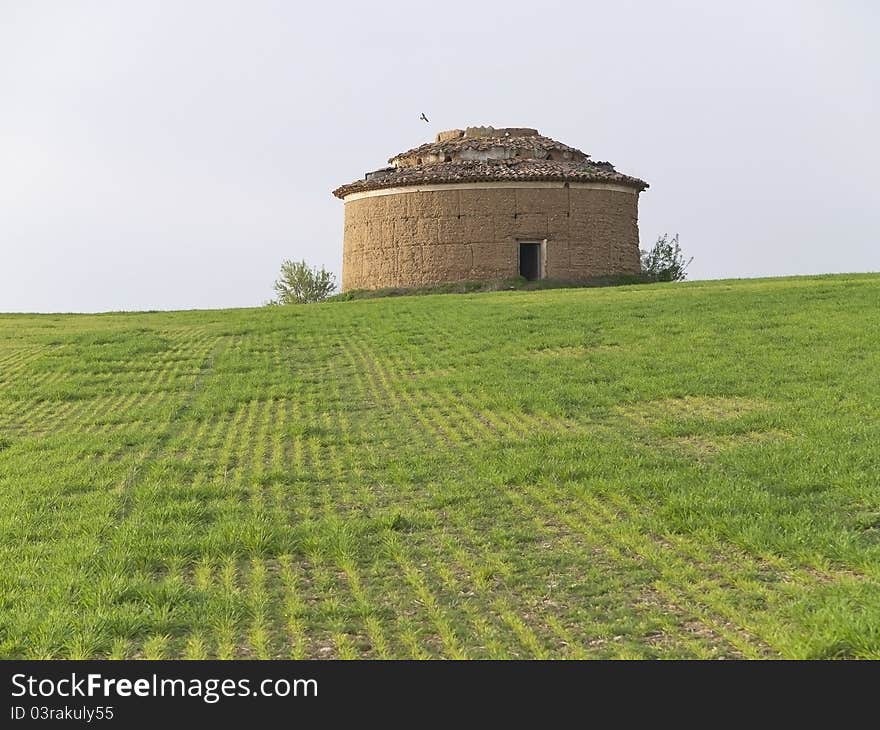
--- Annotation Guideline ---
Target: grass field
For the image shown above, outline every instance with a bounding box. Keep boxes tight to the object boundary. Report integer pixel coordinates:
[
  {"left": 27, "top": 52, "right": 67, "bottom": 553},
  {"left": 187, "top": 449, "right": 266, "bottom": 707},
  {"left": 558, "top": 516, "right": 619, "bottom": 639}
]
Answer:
[{"left": 1, "top": 273, "right": 878, "bottom": 659}]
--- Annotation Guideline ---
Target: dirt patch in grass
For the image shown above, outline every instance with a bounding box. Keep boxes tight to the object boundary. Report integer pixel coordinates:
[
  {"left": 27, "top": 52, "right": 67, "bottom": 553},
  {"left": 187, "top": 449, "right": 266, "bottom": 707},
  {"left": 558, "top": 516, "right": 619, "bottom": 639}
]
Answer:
[
  {"left": 672, "top": 429, "right": 790, "bottom": 456},
  {"left": 632, "top": 588, "right": 745, "bottom": 658},
  {"left": 620, "top": 396, "right": 770, "bottom": 424},
  {"left": 525, "top": 344, "right": 623, "bottom": 359},
  {"left": 617, "top": 396, "right": 788, "bottom": 456}
]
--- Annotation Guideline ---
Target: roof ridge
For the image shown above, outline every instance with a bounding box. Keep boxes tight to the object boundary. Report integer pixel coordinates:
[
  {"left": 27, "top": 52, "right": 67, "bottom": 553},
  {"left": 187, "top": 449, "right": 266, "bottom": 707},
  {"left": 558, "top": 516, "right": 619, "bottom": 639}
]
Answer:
[{"left": 388, "top": 130, "right": 588, "bottom": 167}]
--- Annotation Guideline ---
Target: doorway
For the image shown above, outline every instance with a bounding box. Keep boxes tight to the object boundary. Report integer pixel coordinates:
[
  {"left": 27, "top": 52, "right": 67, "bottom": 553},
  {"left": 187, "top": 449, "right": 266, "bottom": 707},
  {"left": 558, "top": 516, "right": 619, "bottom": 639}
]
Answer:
[{"left": 518, "top": 241, "right": 543, "bottom": 281}]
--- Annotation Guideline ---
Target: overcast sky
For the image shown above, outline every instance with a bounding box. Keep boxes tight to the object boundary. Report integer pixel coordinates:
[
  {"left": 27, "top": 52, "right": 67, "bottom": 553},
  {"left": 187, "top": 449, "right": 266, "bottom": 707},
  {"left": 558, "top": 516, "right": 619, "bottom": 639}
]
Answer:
[{"left": 1, "top": 1, "right": 877, "bottom": 312}]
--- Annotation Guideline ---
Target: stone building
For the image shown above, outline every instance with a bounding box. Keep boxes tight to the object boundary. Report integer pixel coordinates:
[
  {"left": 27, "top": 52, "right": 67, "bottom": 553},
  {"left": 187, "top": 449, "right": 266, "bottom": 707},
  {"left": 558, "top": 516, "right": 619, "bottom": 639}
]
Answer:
[{"left": 332, "top": 126, "right": 648, "bottom": 291}]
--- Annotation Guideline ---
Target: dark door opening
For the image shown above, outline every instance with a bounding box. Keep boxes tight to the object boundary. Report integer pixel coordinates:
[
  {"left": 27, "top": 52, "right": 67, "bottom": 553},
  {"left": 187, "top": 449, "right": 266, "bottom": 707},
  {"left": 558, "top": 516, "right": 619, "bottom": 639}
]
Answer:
[{"left": 519, "top": 242, "right": 542, "bottom": 281}]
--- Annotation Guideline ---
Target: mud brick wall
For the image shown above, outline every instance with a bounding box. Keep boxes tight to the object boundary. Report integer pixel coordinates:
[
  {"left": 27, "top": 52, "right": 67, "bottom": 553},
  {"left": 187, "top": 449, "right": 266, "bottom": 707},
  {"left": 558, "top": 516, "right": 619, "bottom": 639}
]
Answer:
[{"left": 341, "top": 184, "right": 641, "bottom": 291}]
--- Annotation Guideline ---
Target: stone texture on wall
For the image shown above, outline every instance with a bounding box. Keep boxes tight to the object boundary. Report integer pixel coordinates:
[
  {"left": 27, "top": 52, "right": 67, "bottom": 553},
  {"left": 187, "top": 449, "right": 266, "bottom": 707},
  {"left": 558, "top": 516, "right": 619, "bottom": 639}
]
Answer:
[{"left": 341, "top": 184, "right": 640, "bottom": 291}]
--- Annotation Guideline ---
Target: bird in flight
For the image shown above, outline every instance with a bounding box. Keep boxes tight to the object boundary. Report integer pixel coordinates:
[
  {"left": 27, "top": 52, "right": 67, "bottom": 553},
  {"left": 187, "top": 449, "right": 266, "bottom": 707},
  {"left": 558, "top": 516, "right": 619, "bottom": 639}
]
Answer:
[{"left": 419, "top": 112, "right": 430, "bottom": 123}]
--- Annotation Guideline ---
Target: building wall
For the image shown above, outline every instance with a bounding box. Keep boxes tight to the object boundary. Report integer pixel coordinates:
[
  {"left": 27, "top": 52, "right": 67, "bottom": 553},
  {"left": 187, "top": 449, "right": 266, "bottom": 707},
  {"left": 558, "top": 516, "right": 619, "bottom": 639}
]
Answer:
[{"left": 341, "top": 182, "right": 641, "bottom": 291}]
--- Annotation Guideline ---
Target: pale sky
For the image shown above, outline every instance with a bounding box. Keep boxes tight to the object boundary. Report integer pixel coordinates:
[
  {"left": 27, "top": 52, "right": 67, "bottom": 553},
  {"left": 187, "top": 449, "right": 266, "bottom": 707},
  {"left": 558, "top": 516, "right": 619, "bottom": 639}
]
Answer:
[{"left": 1, "top": 0, "right": 877, "bottom": 312}]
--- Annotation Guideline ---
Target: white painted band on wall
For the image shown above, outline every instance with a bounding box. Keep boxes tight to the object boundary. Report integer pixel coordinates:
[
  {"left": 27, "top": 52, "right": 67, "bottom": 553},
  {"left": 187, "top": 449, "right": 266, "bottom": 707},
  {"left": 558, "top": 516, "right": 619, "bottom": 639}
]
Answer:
[{"left": 342, "top": 181, "right": 639, "bottom": 202}]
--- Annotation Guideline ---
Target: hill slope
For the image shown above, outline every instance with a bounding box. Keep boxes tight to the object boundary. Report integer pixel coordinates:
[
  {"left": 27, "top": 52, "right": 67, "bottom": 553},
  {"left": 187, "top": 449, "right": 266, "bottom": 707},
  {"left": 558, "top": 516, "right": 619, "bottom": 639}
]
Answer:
[{"left": 1, "top": 274, "right": 878, "bottom": 659}]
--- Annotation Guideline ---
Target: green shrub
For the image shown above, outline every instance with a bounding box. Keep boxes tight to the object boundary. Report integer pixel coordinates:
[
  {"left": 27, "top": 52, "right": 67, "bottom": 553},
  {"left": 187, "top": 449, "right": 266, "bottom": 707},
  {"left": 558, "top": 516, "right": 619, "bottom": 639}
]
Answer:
[
  {"left": 269, "top": 260, "right": 337, "bottom": 305},
  {"left": 640, "top": 233, "right": 693, "bottom": 282}
]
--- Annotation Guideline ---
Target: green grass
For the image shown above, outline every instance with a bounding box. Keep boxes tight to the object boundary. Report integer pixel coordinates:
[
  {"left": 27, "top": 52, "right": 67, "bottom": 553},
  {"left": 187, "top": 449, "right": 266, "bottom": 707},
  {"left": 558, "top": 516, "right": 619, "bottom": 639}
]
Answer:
[
  {"left": 331, "top": 273, "right": 648, "bottom": 300},
  {"left": 1, "top": 273, "right": 878, "bottom": 659}
]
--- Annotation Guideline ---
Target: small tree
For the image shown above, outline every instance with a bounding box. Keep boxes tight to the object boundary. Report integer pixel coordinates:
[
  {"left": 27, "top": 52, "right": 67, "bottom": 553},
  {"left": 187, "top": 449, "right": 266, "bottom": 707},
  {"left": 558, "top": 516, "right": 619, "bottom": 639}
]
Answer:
[
  {"left": 640, "top": 233, "right": 692, "bottom": 282},
  {"left": 270, "top": 259, "right": 337, "bottom": 304}
]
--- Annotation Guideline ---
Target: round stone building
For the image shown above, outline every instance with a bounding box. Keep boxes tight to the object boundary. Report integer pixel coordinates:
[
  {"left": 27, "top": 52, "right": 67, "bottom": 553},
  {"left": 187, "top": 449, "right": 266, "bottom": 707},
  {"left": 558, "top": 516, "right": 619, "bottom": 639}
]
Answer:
[{"left": 332, "top": 126, "right": 649, "bottom": 291}]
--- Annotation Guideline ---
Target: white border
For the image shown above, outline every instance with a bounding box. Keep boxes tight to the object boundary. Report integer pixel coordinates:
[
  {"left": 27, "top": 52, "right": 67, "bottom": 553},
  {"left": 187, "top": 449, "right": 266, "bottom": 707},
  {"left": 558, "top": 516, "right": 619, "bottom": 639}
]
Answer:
[{"left": 343, "top": 180, "right": 638, "bottom": 202}]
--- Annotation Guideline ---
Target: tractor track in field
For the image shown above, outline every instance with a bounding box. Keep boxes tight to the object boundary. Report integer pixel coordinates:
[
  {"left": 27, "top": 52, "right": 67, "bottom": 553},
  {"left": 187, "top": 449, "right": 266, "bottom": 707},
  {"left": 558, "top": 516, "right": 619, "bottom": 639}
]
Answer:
[{"left": 111, "top": 336, "right": 231, "bottom": 524}]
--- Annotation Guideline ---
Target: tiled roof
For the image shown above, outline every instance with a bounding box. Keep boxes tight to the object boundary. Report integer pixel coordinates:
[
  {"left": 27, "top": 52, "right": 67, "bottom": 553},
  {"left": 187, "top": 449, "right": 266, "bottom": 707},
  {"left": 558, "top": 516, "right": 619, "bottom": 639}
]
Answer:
[{"left": 332, "top": 127, "right": 648, "bottom": 198}]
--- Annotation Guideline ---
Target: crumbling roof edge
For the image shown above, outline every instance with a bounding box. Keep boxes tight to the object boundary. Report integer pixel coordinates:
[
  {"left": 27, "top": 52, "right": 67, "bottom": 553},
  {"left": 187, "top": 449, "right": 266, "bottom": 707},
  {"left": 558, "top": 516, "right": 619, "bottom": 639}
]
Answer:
[{"left": 332, "top": 170, "right": 649, "bottom": 199}]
